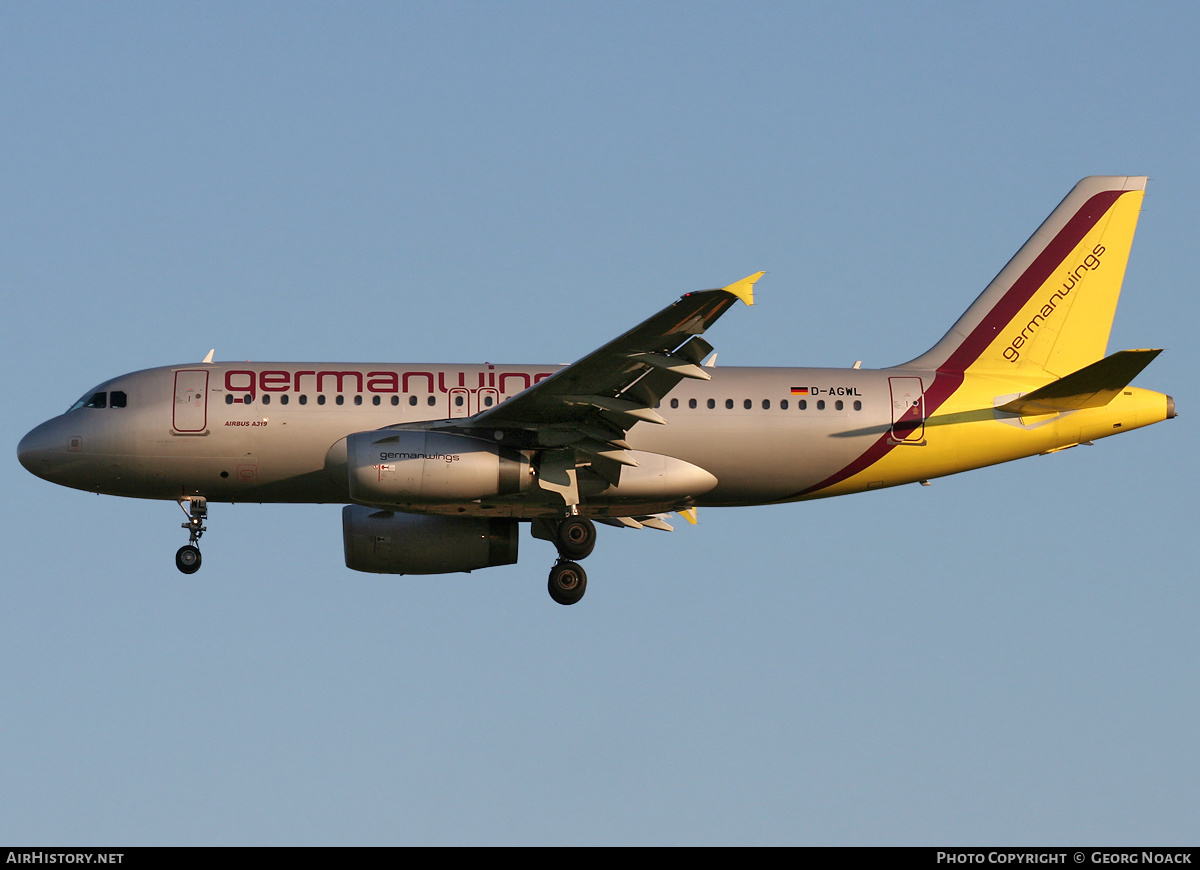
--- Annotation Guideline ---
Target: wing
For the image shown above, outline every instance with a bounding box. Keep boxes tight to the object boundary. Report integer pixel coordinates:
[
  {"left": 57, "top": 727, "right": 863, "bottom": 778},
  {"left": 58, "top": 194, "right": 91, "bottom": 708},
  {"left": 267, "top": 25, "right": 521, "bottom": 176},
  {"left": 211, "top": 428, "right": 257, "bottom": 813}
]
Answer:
[
  {"left": 435, "top": 273, "right": 761, "bottom": 508},
  {"left": 466, "top": 272, "right": 760, "bottom": 449}
]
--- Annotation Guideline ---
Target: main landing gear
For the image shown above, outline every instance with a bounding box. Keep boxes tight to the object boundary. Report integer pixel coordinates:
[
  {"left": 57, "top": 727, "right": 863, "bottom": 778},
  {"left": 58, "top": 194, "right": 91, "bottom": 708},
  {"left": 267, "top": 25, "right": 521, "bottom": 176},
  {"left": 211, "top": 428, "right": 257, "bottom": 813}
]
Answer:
[
  {"left": 175, "top": 497, "right": 207, "bottom": 575},
  {"left": 547, "top": 516, "right": 596, "bottom": 606}
]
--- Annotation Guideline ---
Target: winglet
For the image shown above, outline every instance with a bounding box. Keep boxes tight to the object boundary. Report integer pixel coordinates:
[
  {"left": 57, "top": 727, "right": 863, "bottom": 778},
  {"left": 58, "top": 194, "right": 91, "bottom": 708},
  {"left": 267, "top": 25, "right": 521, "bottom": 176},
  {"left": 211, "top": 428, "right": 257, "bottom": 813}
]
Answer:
[{"left": 722, "top": 272, "right": 764, "bottom": 307}]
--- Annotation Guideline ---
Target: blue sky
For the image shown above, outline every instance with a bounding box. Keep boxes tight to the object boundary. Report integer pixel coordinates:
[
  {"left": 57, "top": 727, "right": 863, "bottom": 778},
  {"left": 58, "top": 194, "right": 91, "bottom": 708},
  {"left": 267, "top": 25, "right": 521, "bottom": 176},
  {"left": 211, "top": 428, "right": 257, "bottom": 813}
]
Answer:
[{"left": 2, "top": 1, "right": 1196, "bottom": 845}]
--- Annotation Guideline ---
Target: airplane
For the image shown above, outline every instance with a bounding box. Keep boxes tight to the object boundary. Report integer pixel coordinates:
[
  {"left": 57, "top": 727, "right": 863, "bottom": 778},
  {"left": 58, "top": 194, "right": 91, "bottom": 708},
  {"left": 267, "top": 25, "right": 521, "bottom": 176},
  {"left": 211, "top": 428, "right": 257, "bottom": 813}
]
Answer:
[{"left": 17, "top": 176, "right": 1174, "bottom": 605}]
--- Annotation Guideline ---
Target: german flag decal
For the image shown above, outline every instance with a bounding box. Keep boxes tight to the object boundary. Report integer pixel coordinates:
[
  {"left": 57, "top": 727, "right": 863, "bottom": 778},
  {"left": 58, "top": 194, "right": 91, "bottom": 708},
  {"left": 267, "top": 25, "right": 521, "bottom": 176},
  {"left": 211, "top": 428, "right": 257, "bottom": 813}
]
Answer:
[{"left": 790, "top": 387, "right": 810, "bottom": 395}]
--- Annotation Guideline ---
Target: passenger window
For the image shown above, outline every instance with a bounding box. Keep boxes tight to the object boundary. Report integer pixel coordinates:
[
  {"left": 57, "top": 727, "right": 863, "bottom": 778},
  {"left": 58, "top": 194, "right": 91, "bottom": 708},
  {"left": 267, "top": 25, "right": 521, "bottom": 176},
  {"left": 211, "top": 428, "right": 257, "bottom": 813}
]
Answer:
[
  {"left": 391, "top": 396, "right": 399, "bottom": 406},
  {"left": 484, "top": 396, "right": 494, "bottom": 407},
  {"left": 799, "top": 400, "right": 807, "bottom": 410},
  {"left": 262, "top": 395, "right": 271, "bottom": 405},
  {"left": 762, "top": 399, "right": 770, "bottom": 410},
  {"left": 336, "top": 395, "right": 345, "bottom": 406},
  {"left": 781, "top": 399, "right": 788, "bottom": 410},
  {"left": 354, "top": 395, "right": 363, "bottom": 405},
  {"left": 243, "top": 394, "right": 252, "bottom": 404},
  {"left": 318, "top": 395, "right": 326, "bottom": 405},
  {"left": 835, "top": 400, "right": 844, "bottom": 410},
  {"left": 427, "top": 396, "right": 435, "bottom": 406},
  {"left": 280, "top": 394, "right": 289, "bottom": 405},
  {"left": 707, "top": 399, "right": 715, "bottom": 409},
  {"left": 455, "top": 395, "right": 465, "bottom": 407},
  {"left": 372, "top": 396, "right": 380, "bottom": 406},
  {"left": 670, "top": 398, "right": 678, "bottom": 409},
  {"left": 409, "top": 395, "right": 417, "bottom": 406},
  {"left": 299, "top": 395, "right": 308, "bottom": 405},
  {"left": 225, "top": 394, "right": 234, "bottom": 405},
  {"left": 688, "top": 398, "right": 697, "bottom": 409},
  {"left": 854, "top": 400, "right": 862, "bottom": 411},
  {"left": 725, "top": 399, "right": 733, "bottom": 409},
  {"left": 743, "top": 399, "right": 752, "bottom": 410},
  {"left": 817, "top": 400, "right": 826, "bottom": 410}
]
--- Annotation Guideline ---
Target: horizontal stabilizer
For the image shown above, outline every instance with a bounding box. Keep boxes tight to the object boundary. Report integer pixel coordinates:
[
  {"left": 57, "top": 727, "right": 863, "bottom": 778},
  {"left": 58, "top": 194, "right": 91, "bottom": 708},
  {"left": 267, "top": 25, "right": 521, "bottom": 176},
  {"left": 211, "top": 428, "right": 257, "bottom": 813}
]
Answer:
[{"left": 996, "top": 349, "right": 1162, "bottom": 416}]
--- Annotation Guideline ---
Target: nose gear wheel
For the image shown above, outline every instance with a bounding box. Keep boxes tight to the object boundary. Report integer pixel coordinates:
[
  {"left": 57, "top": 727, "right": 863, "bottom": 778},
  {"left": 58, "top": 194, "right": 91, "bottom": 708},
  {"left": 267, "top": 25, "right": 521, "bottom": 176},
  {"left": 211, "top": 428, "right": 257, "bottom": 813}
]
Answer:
[
  {"left": 175, "top": 497, "right": 208, "bottom": 575},
  {"left": 176, "top": 544, "right": 202, "bottom": 574}
]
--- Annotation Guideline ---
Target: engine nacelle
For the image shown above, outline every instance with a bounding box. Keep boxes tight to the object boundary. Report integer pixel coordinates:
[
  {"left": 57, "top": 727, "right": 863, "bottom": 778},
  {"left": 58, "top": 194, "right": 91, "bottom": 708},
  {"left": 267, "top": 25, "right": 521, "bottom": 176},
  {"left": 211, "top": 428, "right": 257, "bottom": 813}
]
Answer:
[
  {"left": 342, "top": 506, "right": 519, "bottom": 574},
  {"left": 343, "top": 430, "right": 532, "bottom": 505}
]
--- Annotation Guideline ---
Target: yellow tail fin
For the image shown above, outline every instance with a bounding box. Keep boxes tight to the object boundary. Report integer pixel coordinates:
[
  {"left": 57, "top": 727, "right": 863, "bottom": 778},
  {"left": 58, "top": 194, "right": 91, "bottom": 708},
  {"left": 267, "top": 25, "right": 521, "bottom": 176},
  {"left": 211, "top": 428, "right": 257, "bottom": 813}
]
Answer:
[{"left": 903, "top": 177, "right": 1146, "bottom": 379}]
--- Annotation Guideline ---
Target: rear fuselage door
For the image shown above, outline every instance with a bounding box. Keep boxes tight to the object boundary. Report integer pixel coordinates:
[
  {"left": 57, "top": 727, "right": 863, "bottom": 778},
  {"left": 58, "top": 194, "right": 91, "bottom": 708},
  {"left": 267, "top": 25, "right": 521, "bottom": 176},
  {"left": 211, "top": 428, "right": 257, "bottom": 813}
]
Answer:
[
  {"left": 888, "top": 376, "right": 926, "bottom": 444},
  {"left": 173, "top": 370, "right": 209, "bottom": 433}
]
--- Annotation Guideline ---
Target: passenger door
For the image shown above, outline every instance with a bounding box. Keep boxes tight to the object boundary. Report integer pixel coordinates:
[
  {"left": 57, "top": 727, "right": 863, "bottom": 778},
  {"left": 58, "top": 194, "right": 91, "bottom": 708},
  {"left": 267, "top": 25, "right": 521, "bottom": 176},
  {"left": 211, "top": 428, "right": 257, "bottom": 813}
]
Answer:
[{"left": 172, "top": 370, "right": 209, "bottom": 434}]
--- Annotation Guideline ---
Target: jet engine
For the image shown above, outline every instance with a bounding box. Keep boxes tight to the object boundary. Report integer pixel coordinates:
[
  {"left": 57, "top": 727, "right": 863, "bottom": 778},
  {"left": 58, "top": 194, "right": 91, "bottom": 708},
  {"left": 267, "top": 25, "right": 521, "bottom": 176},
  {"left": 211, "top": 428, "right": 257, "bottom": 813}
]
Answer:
[
  {"left": 339, "top": 430, "right": 532, "bottom": 505},
  {"left": 342, "top": 506, "right": 519, "bottom": 574}
]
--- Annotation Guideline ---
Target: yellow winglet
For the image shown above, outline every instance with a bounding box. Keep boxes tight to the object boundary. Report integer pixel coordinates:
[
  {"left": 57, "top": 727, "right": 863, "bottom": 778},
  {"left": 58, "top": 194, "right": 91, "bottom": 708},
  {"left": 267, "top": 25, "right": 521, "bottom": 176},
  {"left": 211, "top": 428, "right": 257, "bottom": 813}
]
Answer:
[
  {"left": 677, "top": 507, "right": 698, "bottom": 525},
  {"left": 722, "top": 272, "right": 764, "bottom": 307}
]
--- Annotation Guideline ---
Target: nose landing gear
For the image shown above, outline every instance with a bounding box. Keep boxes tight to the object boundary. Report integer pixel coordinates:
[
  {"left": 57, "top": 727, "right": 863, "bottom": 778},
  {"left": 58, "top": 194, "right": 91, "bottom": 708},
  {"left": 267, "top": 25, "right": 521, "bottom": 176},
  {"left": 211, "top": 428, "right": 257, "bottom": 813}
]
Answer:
[
  {"left": 176, "top": 497, "right": 207, "bottom": 575},
  {"left": 546, "top": 516, "right": 596, "bottom": 605}
]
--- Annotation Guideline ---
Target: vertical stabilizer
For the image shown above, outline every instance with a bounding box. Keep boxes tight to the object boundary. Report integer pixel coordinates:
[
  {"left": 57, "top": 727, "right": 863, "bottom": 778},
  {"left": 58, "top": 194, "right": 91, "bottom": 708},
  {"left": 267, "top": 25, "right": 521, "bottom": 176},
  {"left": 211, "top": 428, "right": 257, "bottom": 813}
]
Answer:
[{"left": 900, "top": 176, "right": 1146, "bottom": 378}]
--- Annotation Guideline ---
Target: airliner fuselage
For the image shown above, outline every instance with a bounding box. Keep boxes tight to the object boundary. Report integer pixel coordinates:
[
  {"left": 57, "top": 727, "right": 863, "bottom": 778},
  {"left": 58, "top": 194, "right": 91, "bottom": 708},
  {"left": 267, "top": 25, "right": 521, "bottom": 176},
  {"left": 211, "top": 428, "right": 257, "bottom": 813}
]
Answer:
[{"left": 20, "top": 360, "right": 1170, "bottom": 510}]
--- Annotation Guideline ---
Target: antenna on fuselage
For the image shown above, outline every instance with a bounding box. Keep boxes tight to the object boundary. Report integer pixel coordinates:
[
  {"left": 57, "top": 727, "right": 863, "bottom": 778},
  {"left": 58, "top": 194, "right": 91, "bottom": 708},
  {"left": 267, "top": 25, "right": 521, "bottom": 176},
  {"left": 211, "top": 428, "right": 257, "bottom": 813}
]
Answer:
[{"left": 202, "top": 349, "right": 215, "bottom": 364}]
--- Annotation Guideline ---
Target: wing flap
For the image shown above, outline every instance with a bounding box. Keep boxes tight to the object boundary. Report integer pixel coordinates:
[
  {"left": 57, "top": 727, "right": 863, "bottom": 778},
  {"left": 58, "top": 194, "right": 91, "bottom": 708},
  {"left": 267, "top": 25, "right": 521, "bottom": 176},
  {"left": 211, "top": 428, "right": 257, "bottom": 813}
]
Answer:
[
  {"left": 627, "top": 352, "right": 712, "bottom": 380},
  {"left": 595, "top": 514, "right": 677, "bottom": 531}
]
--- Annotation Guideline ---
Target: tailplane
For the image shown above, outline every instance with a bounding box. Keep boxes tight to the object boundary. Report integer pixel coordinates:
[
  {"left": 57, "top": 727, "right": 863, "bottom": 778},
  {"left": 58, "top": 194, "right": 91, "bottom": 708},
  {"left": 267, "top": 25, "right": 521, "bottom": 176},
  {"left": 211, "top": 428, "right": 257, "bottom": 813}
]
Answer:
[
  {"left": 994, "top": 348, "right": 1161, "bottom": 415},
  {"left": 902, "top": 176, "right": 1147, "bottom": 379}
]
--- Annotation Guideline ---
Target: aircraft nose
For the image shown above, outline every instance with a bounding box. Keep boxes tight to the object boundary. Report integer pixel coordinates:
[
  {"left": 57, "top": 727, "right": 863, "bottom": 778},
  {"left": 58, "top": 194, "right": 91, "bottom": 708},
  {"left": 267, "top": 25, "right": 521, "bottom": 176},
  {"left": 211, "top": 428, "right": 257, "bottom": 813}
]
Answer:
[{"left": 18, "top": 419, "right": 65, "bottom": 480}]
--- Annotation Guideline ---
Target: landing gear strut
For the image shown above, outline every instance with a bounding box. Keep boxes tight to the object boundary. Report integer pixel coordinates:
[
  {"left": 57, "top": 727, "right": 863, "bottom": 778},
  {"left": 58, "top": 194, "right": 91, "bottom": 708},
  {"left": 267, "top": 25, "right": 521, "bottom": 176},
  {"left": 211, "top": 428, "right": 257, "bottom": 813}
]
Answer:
[
  {"left": 176, "top": 497, "right": 207, "bottom": 575},
  {"left": 546, "top": 515, "right": 597, "bottom": 605}
]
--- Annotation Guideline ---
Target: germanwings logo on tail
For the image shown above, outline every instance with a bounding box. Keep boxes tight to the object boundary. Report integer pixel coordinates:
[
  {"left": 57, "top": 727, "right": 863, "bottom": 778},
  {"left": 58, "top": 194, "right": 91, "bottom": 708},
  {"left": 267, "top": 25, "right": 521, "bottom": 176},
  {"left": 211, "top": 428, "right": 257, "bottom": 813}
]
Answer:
[{"left": 1002, "top": 243, "right": 1107, "bottom": 363}]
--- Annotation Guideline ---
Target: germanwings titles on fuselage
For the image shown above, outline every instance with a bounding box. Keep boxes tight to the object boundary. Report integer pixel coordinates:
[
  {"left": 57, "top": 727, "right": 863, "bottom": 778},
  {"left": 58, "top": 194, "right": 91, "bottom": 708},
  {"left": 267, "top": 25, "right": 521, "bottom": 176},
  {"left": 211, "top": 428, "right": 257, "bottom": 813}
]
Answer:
[{"left": 18, "top": 177, "right": 1174, "bottom": 604}]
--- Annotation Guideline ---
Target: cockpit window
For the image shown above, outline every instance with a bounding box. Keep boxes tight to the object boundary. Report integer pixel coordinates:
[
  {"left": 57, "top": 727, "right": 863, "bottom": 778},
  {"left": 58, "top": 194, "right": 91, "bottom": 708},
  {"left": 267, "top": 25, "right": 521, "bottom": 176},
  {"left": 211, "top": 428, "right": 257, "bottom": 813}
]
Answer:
[
  {"left": 68, "top": 390, "right": 125, "bottom": 411},
  {"left": 69, "top": 391, "right": 108, "bottom": 411}
]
